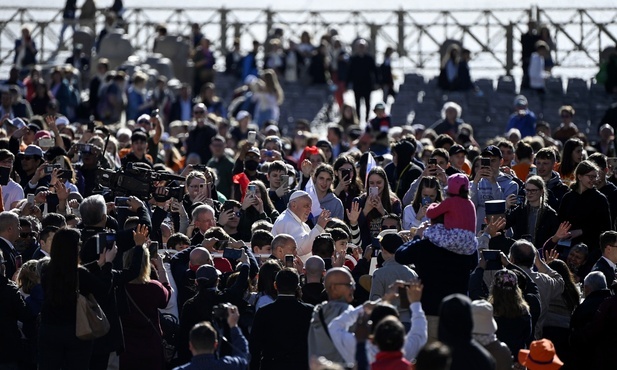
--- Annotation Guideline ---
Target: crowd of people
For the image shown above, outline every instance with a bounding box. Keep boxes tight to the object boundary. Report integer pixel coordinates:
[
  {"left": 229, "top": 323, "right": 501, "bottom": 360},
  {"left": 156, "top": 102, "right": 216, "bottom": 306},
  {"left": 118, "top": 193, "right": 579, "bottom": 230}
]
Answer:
[{"left": 4, "top": 3, "right": 617, "bottom": 370}]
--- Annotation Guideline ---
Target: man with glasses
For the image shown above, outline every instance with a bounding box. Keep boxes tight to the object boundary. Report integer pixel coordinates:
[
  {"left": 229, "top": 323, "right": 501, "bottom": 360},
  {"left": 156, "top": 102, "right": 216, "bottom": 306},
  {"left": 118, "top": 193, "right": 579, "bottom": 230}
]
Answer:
[
  {"left": 0, "top": 149, "right": 23, "bottom": 210},
  {"left": 308, "top": 267, "right": 355, "bottom": 363},
  {"left": 185, "top": 103, "right": 218, "bottom": 164},
  {"left": 592, "top": 231, "right": 617, "bottom": 288},
  {"left": 17, "top": 145, "right": 45, "bottom": 195}
]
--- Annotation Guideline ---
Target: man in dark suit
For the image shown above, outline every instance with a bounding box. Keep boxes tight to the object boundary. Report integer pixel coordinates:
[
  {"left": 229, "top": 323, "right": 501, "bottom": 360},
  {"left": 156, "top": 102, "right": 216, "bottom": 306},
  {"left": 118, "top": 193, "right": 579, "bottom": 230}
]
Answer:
[
  {"left": 592, "top": 231, "right": 617, "bottom": 287},
  {"left": 0, "top": 212, "right": 21, "bottom": 279},
  {"left": 30, "top": 226, "right": 59, "bottom": 260},
  {"left": 250, "top": 268, "right": 314, "bottom": 370}
]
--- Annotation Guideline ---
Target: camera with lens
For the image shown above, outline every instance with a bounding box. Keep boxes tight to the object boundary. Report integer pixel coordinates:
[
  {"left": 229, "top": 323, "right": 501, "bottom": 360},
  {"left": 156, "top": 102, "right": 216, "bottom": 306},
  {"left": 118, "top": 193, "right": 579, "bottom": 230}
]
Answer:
[
  {"left": 212, "top": 303, "right": 231, "bottom": 322},
  {"left": 96, "top": 162, "right": 185, "bottom": 201}
]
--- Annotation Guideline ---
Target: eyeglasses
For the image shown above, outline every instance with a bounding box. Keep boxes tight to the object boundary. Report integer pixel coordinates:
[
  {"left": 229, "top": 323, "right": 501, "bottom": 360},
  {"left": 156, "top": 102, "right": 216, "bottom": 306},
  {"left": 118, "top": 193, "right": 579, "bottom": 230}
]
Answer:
[{"left": 525, "top": 188, "right": 541, "bottom": 193}]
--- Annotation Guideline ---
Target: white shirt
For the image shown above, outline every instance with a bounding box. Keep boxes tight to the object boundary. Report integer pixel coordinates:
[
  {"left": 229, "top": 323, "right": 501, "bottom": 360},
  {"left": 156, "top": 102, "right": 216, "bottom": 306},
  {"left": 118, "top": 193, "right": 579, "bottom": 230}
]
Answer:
[
  {"left": 2, "top": 179, "right": 24, "bottom": 210},
  {"left": 271, "top": 208, "right": 324, "bottom": 260},
  {"left": 329, "top": 302, "right": 428, "bottom": 365}
]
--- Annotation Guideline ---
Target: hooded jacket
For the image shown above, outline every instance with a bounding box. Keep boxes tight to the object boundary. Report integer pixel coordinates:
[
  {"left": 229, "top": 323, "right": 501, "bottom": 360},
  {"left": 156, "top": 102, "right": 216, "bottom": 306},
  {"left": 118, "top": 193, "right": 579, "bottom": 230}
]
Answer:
[
  {"left": 320, "top": 192, "right": 345, "bottom": 220},
  {"left": 438, "top": 294, "right": 495, "bottom": 370},
  {"left": 545, "top": 171, "right": 569, "bottom": 210}
]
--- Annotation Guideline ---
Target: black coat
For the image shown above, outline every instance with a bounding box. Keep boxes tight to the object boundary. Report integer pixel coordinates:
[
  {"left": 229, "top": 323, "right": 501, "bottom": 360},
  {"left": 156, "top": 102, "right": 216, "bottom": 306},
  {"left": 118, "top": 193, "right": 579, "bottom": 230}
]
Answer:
[
  {"left": 0, "top": 274, "right": 35, "bottom": 364},
  {"left": 346, "top": 54, "right": 377, "bottom": 92},
  {"left": 395, "top": 237, "right": 477, "bottom": 316},
  {"left": 506, "top": 204, "right": 559, "bottom": 246},
  {"left": 177, "top": 264, "right": 249, "bottom": 363},
  {"left": 592, "top": 257, "right": 616, "bottom": 286},
  {"left": 250, "top": 296, "right": 314, "bottom": 370},
  {"left": 185, "top": 122, "right": 218, "bottom": 164},
  {"left": 0, "top": 238, "right": 18, "bottom": 280},
  {"left": 558, "top": 188, "right": 612, "bottom": 256}
]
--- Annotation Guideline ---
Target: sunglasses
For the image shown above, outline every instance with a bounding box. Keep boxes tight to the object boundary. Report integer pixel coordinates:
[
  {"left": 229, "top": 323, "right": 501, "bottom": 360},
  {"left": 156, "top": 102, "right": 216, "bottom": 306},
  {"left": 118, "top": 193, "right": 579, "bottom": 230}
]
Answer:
[
  {"left": 381, "top": 225, "right": 399, "bottom": 230},
  {"left": 193, "top": 110, "right": 206, "bottom": 114}
]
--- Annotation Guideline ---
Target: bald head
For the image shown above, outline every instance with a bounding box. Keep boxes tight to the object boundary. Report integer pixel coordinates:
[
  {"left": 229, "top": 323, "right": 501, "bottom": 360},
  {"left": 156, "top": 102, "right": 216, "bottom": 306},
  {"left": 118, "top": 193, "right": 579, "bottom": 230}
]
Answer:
[
  {"left": 509, "top": 240, "right": 535, "bottom": 268},
  {"left": 190, "top": 247, "right": 212, "bottom": 267},
  {"left": 305, "top": 256, "right": 326, "bottom": 282},
  {"left": 325, "top": 267, "right": 354, "bottom": 302}
]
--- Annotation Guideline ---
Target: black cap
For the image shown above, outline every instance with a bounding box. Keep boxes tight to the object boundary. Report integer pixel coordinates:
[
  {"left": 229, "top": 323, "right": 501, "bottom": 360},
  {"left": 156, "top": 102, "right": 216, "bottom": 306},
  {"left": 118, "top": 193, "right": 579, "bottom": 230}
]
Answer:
[
  {"left": 380, "top": 233, "right": 405, "bottom": 254},
  {"left": 485, "top": 200, "right": 506, "bottom": 215},
  {"left": 449, "top": 144, "right": 468, "bottom": 156},
  {"left": 481, "top": 145, "right": 502, "bottom": 159}
]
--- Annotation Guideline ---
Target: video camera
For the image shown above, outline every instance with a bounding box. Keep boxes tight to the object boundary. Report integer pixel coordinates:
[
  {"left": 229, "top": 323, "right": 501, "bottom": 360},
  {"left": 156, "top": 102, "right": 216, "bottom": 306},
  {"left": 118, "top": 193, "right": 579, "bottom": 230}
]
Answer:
[
  {"left": 212, "top": 303, "right": 231, "bottom": 322},
  {"left": 96, "top": 162, "right": 185, "bottom": 201}
]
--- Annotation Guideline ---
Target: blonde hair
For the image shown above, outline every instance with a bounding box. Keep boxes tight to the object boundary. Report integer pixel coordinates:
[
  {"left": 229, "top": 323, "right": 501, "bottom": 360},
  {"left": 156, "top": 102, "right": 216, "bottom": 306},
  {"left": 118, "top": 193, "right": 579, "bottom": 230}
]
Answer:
[{"left": 123, "top": 245, "right": 151, "bottom": 283}]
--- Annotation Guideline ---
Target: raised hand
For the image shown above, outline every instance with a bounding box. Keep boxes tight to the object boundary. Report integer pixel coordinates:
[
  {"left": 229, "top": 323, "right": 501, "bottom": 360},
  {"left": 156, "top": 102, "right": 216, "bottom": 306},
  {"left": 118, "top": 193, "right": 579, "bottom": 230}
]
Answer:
[
  {"left": 133, "top": 224, "right": 149, "bottom": 246},
  {"left": 555, "top": 221, "right": 572, "bottom": 240},
  {"left": 346, "top": 201, "right": 362, "bottom": 225}
]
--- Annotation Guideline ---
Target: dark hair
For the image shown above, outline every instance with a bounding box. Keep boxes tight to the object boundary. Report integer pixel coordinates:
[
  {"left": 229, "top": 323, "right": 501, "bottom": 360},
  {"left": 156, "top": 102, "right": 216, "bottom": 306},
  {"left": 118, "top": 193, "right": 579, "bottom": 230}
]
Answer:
[
  {"left": 548, "top": 259, "right": 580, "bottom": 312},
  {"left": 497, "top": 140, "right": 515, "bottom": 151},
  {"left": 434, "top": 134, "right": 455, "bottom": 149},
  {"left": 189, "top": 322, "right": 217, "bottom": 352},
  {"left": 249, "top": 180, "right": 277, "bottom": 217},
  {"left": 431, "top": 148, "right": 449, "bottom": 162},
  {"left": 257, "top": 260, "right": 282, "bottom": 299},
  {"left": 46, "top": 228, "right": 81, "bottom": 307},
  {"left": 373, "top": 316, "right": 405, "bottom": 352},
  {"left": 333, "top": 155, "right": 362, "bottom": 197},
  {"left": 380, "top": 213, "right": 402, "bottom": 230},
  {"left": 312, "top": 234, "right": 334, "bottom": 259},
  {"left": 325, "top": 219, "right": 352, "bottom": 238},
  {"left": 203, "top": 226, "right": 231, "bottom": 244},
  {"left": 167, "top": 233, "right": 191, "bottom": 250},
  {"left": 275, "top": 268, "right": 300, "bottom": 294},
  {"left": 369, "top": 303, "right": 399, "bottom": 333},
  {"left": 515, "top": 141, "right": 533, "bottom": 161},
  {"left": 415, "top": 341, "right": 452, "bottom": 370},
  {"left": 251, "top": 230, "right": 273, "bottom": 248},
  {"left": 313, "top": 163, "right": 335, "bottom": 193},
  {"left": 364, "top": 166, "right": 399, "bottom": 213},
  {"left": 327, "top": 227, "right": 350, "bottom": 242},
  {"left": 39, "top": 225, "right": 59, "bottom": 243},
  {"left": 600, "top": 231, "right": 617, "bottom": 253},
  {"left": 559, "top": 138, "right": 584, "bottom": 177},
  {"left": 412, "top": 176, "right": 443, "bottom": 213},
  {"left": 572, "top": 160, "right": 600, "bottom": 191},
  {"left": 267, "top": 160, "right": 287, "bottom": 175},
  {"left": 588, "top": 152, "right": 608, "bottom": 170},
  {"left": 535, "top": 147, "right": 558, "bottom": 163}
]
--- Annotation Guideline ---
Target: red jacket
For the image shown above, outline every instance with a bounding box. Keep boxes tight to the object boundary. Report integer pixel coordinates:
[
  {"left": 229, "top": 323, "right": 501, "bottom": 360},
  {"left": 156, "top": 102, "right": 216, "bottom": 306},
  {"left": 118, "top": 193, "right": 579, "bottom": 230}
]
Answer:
[{"left": 371, "top": 351, "right": 411, "bottom": 370}]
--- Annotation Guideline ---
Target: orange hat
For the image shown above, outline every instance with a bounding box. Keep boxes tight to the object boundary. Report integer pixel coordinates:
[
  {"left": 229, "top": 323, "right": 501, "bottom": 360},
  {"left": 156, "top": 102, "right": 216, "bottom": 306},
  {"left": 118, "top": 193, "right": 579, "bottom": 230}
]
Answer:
[{"left": 518, "top": 339, "right": 563, "bottom": 370}]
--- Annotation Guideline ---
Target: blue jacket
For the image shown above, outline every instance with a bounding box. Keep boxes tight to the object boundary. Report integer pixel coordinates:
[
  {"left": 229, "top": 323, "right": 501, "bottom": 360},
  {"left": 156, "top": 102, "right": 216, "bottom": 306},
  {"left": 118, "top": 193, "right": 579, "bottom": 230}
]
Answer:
[
  {"left": 173, "top": 326, "right": 249, "bottom": 370},
  {"left": 506, "top": 110, "right": 537, "bottom": 138}
]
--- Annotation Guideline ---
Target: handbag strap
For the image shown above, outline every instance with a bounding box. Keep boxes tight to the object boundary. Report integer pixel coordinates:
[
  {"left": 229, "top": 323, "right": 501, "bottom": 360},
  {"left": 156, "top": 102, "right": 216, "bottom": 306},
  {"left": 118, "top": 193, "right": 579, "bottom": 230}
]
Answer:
[{"left": 125, "top": 287, "right": 161, "bottom": 338}]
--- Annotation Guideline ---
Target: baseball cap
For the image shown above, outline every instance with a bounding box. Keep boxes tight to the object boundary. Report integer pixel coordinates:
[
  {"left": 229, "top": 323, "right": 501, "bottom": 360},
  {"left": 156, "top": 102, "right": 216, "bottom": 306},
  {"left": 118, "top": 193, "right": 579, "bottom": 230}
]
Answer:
[
  {"left": 236, "top": 110, "right": 251, "bottom": 121},
  {"left": 247, "top": 147, "right": 260, "bottom": 156},
  {"left": 374, "top": 102, "right": 386, "bottom": 110},
  {"left": 449, "top": 144, "right": 467, "bottom": 156},
  {"left": 137, "top": 114, "right": 151, "bottom": 124},
  {"left": 514, "top": 95, "right": 528, "bottom": 107},
  {"left": 23, "top": 145, "right": 44, "bottom": 158},
  {"left": 27, "top": 124, "right": 41, "bottom": 133},
  {"left": 7, "top": 117, "right": 26, "bottom": 129},
  {"left": 481, "top": 145, "right": 503, "bottom": 158},
  {"left": 447, "top": 173, "right": 469, "bottom": 195},
  {"left": 55, "top": 116, "right": 69, "bottom": 127},
  {"left": 195, "top": 264, "right": 220, "bottom": 287}
]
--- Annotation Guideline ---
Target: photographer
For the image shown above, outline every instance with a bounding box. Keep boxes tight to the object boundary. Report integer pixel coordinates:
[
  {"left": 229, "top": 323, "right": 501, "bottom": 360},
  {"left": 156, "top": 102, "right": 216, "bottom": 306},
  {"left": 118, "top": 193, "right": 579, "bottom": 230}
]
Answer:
[
  {"left": 79, "top": 194, "right": 152, "bottom": 268},
  {"left": 178, "top": 256, "right": 249, "bottom": 364},
  {"left": 174, "top": 307, "right": 249, "bottom": 370}
]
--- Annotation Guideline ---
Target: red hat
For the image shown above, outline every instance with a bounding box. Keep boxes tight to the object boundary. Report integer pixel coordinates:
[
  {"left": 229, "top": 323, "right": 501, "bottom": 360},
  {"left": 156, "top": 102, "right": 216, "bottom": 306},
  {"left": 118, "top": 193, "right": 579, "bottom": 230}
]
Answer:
[{"left": 518, "top": 339, "right": 563, "bottom": 370}]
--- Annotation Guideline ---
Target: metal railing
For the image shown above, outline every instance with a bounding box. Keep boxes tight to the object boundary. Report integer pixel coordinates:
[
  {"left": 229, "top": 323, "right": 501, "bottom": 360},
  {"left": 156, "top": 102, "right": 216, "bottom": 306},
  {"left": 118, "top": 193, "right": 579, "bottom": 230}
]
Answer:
[{"left": 1, "top": 5, "right": 616, "bottom": 76}]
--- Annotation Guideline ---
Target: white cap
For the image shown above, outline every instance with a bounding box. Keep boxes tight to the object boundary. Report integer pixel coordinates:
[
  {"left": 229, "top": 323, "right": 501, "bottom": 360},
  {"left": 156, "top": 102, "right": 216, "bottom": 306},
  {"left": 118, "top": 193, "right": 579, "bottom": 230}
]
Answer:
[
  {"left": 55, "top": 116, "right": 69, "bottom": 127},
  {"left": 236, "top": 110, "right": 250, "bottom": 121},
  {"left": 289, "top": 190, "right": 311, "bottom": 201}
]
